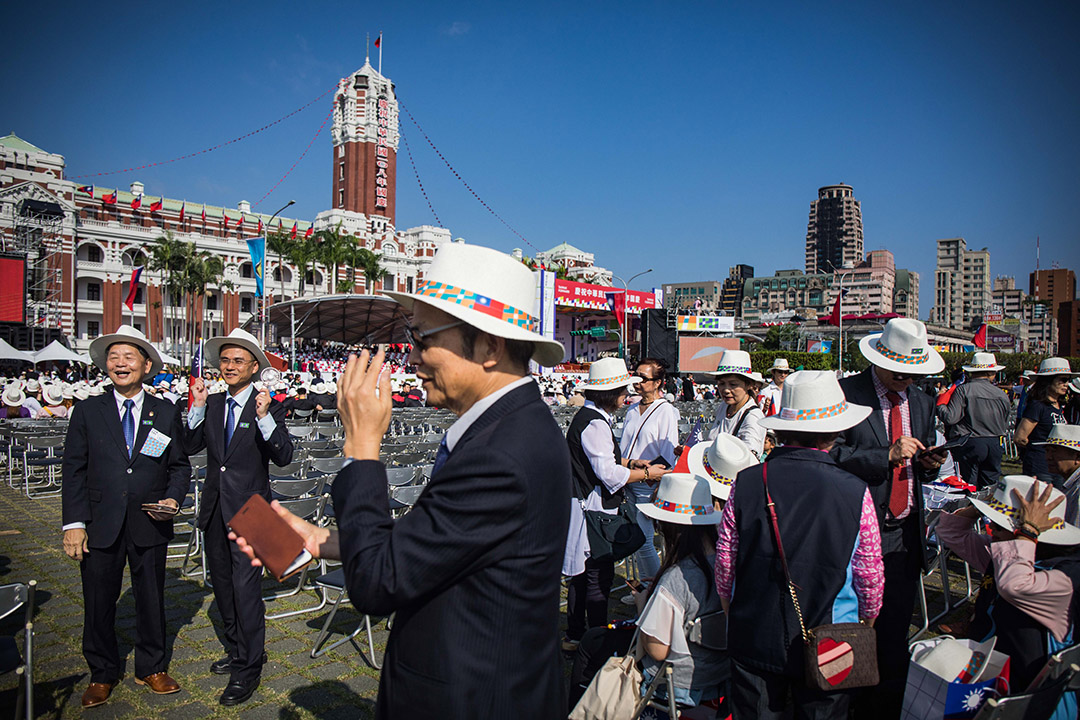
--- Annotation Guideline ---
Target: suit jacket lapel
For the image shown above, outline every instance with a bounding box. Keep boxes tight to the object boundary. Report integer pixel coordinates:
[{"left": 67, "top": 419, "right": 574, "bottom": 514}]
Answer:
[
  {"left": 99, "top": 395, "right": 129, "bottom": 457},
  {"left": 856, "top": 369, "right": 890, "bottom": 446},
  {"left": 454, "top": 381, "right": 538, "bottom": 455},
  {"left": 224, "top": 392, "right": 257, "bottom": 461}
]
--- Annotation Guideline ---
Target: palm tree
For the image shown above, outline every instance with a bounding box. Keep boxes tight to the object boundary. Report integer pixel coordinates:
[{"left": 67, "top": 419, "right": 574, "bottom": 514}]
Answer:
[
  {"left": 352, "top": 246, "right": 388, "bottom": 293},
  {"left": 288, "top": 235, "right": 320, "bottom": 297},
  {"left": 147, "top": 230, "right": 187, "bottom": 356},
  {"left": 315, "top": 223, "right": 353, "bottom": 294}
]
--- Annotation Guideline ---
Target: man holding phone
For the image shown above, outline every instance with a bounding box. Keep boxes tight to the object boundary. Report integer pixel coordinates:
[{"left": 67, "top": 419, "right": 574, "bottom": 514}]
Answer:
[{"left": 831, "top": 318, "right": 945, "bottom": 719}]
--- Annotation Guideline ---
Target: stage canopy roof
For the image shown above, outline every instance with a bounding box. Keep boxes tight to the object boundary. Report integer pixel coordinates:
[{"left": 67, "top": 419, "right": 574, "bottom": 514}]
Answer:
[{"left": 248, "top": 294, "right": 411, "bottom": 346}]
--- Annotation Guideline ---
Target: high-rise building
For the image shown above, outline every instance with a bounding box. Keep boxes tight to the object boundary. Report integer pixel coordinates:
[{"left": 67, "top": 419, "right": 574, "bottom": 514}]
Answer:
[
  {"left": 805, "top": 184, "right": 864, "bottom": 274},
  {"left": 1059, "top": 300, "right": 1080, "bottom": 356},
  {"left": 894, "top": 268, "right": 920, "bottom": 320},
  {"left": 1030, "top": 268, "right": 1076, "bottom": 317},
  {"left": 721, "top": 264, "right": 753, "bottom": 316},
  {"left": 931, "top": 237, "right": 991, "bottom": 331},
  {"left": 662, "top": 280, "right": 724, "bottom": 311}
]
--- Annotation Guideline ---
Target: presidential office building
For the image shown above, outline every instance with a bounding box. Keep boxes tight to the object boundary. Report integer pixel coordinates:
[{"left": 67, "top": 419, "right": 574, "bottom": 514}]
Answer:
[{"left": 0, "top": 60, "right": 451, "bottom": 354}]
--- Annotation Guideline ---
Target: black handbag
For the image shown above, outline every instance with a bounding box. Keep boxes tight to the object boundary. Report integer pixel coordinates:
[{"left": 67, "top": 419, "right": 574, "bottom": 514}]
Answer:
[{"left": 583, "top": 502, "right": 645, "bottom": 564}]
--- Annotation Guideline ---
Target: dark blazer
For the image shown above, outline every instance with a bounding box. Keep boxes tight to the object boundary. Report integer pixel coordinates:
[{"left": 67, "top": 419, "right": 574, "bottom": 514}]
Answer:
[
  {"left": 331, "top": 381, "right": 571, "bottom": 720},
  {"left": 832, "top": 367, "right": 936, "bottom": 568},
  {"left": 185, "top": 391, "right": 293, "bottom": 528},
  {"left": 62, "top": 393, "right": 191, "bottom": 548}
]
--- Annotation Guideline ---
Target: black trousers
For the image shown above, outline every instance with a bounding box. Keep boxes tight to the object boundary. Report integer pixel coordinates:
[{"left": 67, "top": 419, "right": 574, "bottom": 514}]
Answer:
[
  {"left": 204, "top": 504, "right": 265, "bottom": 683},
  {"left": 568, "top": 625, "right": 636, "bottom": 710},
  {"left": 81, "top": 522, "right": 168, "bottom": 683},
  {"left": 955, "top": 436, "right": 1003, "bottom": 489},
  {"left": 566, "top": 557, "right": 615, "bottom": 641},
  {"left": 854, "top": 515, "right": 921, "bottom": 720},
  {"left": 730, "top": 659, "right": 851, "bottom": 720}
]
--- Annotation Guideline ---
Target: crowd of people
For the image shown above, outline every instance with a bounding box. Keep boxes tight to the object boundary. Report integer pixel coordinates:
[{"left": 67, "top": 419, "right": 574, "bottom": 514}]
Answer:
[{"left": 3, "top": 240, "right": 1080, "bottom": 718}]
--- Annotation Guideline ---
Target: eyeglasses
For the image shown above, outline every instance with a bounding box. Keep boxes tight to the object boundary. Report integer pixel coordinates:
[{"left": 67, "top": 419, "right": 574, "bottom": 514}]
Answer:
[
  {"left": 218, "top": 357, "right": 255, "bottom": 367},
  {"left": 403, "top": 321, "right": 465, "bottom": 352},
  {"left": 636, "top": 375, "right": 660, "bottom": 382},
  {"left": 890, "top": 371, "right": 913, "bottom": 381},
  {"left": 774, "top": 370, "right": 792, "bottom": 376}
]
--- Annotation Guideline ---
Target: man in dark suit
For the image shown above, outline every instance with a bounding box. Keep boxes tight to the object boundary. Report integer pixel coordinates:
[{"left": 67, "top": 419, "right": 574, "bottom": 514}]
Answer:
[
  {"left": 62, "top": 325, "right": 190, "bottom": 708},
  {"left": 185, "top": 328, "right": 293, "bottom": 706},
  {"left": 231, "top": 243, "right": 571, "bottom": 719},
  {"left": 831, "top": 318, "right": 946, "bottom": 719}
]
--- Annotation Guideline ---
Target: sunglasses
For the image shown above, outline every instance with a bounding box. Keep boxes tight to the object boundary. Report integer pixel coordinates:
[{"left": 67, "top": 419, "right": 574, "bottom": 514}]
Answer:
[{"left": 402, "top": 321, "right": 465, "bottom": 353}]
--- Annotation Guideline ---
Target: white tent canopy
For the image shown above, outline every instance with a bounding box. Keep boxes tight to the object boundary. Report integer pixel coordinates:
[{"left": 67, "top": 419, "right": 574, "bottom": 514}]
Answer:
[
  {"left": 0, "top": 338, "right": 34, "bottom": 363},
  {"left": 158, "top": 350, "right": 182, "bottom": 366},
  {"left": 33, "top": 340, "right": 88, "bottom": 365}
]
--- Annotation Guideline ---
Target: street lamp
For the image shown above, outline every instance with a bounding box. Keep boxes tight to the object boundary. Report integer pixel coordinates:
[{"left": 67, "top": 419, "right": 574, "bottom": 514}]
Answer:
[
  {"left": 262, "top": 199, "right": 295, "bottom": 345},
  {"left": 611, "top": 269, "right": 653, "bottom": 359},
  {"left": 827, "top": 260, "right": 855, "bottom": 375}
]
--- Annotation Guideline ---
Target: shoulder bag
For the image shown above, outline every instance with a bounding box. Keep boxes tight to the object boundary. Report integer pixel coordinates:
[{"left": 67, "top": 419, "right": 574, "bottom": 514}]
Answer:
[
  {"left": 569, "top": 628, "right": 644, "bottom": 720},
  {"left": 762, "top": 463, "right": 879, "bottom": 691},
  {"left": 583, "top": 501, "right": 645, "bottom": 564}
]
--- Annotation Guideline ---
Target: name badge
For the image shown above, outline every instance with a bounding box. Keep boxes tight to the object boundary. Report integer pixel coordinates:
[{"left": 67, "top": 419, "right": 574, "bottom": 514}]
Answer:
[
  {"left": 140, "top": 428, "right": 172, "bottom": 458},
  {"left": 239, "top": 422, "right": 251, "bottom": 429}
]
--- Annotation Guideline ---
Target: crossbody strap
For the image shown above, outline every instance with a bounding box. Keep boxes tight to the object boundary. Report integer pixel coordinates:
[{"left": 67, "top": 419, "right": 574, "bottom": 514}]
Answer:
[
  {"left": 625, "top": 399, "right": 666, "bottom": 458},
  {"left": 762, "top": 463, "right": 811, "bottom": 643}
]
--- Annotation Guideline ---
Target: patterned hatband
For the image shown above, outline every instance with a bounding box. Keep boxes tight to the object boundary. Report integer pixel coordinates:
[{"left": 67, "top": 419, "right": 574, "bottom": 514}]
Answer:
[
  {"left": 713, "top": 364, "right": 752, "bottom": 374},
  {"left": 981, "top": 495, "right": 1065, "bottom": 530},
  {"left": 779, "top": 400, "right": 849, "bottom": 422},
  {"left": 967, "top": 363, "right": 1001, "bottom": 369},
  {"left": 417, "top": 281, "right": 538, "bottom": 332},
  {"left": 653, "top": 499, "right": 713, "bottom": 516},
  {"left": 589, "top": 373, "right": 631, "bottom": 387},
  {"left": 1047, "top": 437, "right": 1080, "bottom": 451},
  {"left": 874, "top": 339, "right": 930, "bottom": 365},
  {"left": 701, "top": 455, "right": 735, "bottom": 487}
]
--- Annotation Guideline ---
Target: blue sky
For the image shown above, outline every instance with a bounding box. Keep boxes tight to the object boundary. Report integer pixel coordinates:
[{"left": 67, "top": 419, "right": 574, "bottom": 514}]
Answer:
[{"left": 3, "top": 1, "right": 1079, "bottom": 314}]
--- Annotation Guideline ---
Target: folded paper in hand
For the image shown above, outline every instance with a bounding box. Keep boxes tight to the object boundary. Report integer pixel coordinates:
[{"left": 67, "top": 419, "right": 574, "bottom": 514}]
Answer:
[{"left": 227, "top": 495, "right": 313, "bottom": 581}]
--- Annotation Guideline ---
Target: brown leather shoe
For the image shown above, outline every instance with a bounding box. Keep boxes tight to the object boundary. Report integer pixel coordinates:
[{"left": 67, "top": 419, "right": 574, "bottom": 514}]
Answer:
[
  {"left": 82, "top": 682, "right": 114, "bottom": 708},
  {"left": 135, "top": 671, "right": 180, "bottom": 694}
]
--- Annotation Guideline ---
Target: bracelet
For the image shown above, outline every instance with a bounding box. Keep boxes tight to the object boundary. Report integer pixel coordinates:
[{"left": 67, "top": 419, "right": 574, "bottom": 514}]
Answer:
[
  {"left": 1022, "top": 520, "right": 1041, "bottom": 536},
  {"left": 1015, "top": 525, "right": 1039, "bottom": 543},
  {"left": 644, "top": 465, "right": 650, "bottom": 482}
]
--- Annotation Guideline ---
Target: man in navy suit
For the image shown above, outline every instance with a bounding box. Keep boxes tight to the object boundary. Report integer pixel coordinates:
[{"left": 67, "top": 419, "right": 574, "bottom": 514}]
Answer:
[
  {"left": 232, "top": 243, "right": 571, "bottom": 719},
  {"left": 185, "top": 328, "right": 293, "bottom": 706},
  {"left": 62, "top": 326, "right": 190, "bottom": 707},
  {"left": 831, "top": 318, "right": 946, "bottom": 719}
]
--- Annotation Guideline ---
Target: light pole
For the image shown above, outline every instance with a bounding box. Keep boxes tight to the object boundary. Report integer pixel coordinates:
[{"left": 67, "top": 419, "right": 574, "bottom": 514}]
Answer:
[
  {"left": 828, "top": 260, "right": 855, "bottom": 375},
  {"left": 611, "top": 269, "right": 653, "bottom": 359},
  {"left": 262, "top": 199, "right": 295, "bottom": 345}
]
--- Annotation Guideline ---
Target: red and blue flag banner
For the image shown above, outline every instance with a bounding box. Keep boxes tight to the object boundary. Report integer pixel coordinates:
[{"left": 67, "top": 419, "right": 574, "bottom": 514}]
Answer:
[
  {"left": 291, "top": 222, "right": 298, "bottom": 239},
  {"left": 124, "top": 266, "right": 144, "bottom": 311},
  {"left": 374, "top": 33, "right": 381, "bottom": 48},
  {"left": 825, "top": 288, "right": 850, "bottom": 326},
  {"left": 149, "top": 198, "right": 163, "bottom": 213},
  {"left": 237, "top": 213, "right": 244, "bottom": 228},
  {"left": 201, "top": 206, "right": 206, "bottom": 223},
  {"left": 78, "top": 185, "right": 94, "bottom": 198},
  {"left": 304, "top": 225, "right": 314, "bottom": 239},
  {"left": 102, "top": 190, "right": 117, "bottom": 205},
  {"left": 130, "top": 194, "right": 142, "bottom": 210},
  {"left": 257, "top": 219, "right": 263, "bottom": 235},
  {"left": 179, "top": 202, "right": 186, "bottom": 223},
  {"left": 604, "top": 290, "right": 626, "bottom": 328},
  {"left": 972, "top": 323, "right": 987, "bottom": 349}
]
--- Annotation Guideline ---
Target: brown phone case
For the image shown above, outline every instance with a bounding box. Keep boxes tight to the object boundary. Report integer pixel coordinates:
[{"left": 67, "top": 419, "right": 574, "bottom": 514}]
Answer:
[{"left": 227, "top": 495, "right": 311, "bottom": 581}]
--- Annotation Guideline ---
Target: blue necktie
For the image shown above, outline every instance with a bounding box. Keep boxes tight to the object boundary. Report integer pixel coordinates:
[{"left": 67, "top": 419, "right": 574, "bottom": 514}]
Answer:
[
  {"left": 432, "top": 436, "right": 450, "bottom": 474},
  {"left": 122, "top": 399, "right": 135, "bottom": 457},
  {"left": 225, "top": 397, "right": 238, "bottom": 448}
]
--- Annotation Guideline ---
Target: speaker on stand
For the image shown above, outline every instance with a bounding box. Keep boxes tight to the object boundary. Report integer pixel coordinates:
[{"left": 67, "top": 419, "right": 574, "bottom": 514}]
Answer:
[{"left": 640, "top": 308, "right": 678, "bottom": 374}]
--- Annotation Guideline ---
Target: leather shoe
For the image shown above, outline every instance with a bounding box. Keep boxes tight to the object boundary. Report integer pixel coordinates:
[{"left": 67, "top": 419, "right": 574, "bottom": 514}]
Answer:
[
  {"left": 82, "top": 682, "right": 114, "bottom": 708},
  {"left": 135, "top": 671, "right": 181, "bottom": 694},
  {"left": 219, "top": 678, "right": 259, "bottom": 706},
  {"left": 211, "top": 652, "right": 267, "bottom": 675}
]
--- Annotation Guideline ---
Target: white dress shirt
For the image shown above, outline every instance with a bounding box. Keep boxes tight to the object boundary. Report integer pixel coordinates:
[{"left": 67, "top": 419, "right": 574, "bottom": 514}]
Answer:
[
  {"left": 444, "top": 376, "right": 535, "bottom": 452},
  {"left": 187, "top": 383, "right": 277, "bottom": 441},
  {"left": 619, "top": 398, "right": 680, "bottom": 467}
]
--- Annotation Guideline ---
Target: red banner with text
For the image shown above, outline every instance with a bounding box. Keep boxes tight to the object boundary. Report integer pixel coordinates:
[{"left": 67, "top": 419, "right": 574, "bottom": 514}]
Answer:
[{"left": 553, "top": 278, "right": 657, "bottom": 314}]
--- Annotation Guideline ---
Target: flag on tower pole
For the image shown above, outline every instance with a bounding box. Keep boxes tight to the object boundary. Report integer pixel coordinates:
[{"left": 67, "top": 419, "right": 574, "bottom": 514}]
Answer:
[
  {"left": 131, "top": 194, "right": 142, "bottom": 210},
  {"left": 291, "top": 222, "right": 298, "bottom": 239},
  {"left": 304, "top": 225, "right": 314, "bottom": 239},
  {"left": 376, "top": 31, "right": 382, "bottom": 73},
  {"left": 179, "top": 202, "right": 186, "bottom": 223},
  {"left": 201, "top": 205, "right": 206, "bottom": 223},
  {"left": 102, "top": 190, "right": 117, "bottom": 205},
  {"left": 124, "top": 266, "right": 144, "bottom": 311},
  {"left": 257, "top": 218, "right": 263, "bottom": 235},
  {"left": 78, "top": 185, "right": 94, "bottom": 198},
  {"left": 149, "top": 197, "right": 163, "bottom": 213}
]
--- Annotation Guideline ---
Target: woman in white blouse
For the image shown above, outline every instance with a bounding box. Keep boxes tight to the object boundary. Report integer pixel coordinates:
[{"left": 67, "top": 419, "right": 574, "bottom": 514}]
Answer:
[{"left": 705, "top": 350, "right": 765, "bottom": 458}]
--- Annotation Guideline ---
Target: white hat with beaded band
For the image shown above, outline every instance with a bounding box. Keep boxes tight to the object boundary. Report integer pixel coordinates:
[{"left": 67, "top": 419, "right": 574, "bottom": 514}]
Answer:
[
  {"left": 962, "top": 352, "right": 1005, "bottom": 373},
  {"left": 578, "top": 357, "right": 641, "bottom": 392},
  {"left": 382, "top": 242, "right": 565, "bottom": 367},
  {"left": 758, "top": 370, "right": 873, "bottom": 433},
  {"left": 636, "top": 473, "right": 719, "bottom": 526},
  {"left": 686, "top": 433, "right": 757, "bottom": 500},
  {"left": 858, "top": 317, "right": 944, "bottom": 375},
  {"left": 1031, "top": 424, "right": 1080, "bottom": 453},
  {"left": 705, "top": 349, "right": 764, "bottom": 383},
  {"left": 969, "top": 475, "right": 1080, "bottom": 545}
]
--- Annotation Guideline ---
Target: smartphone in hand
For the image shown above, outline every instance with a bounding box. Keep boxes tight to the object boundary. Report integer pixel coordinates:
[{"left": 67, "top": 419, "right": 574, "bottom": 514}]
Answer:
[{"left": 626, "top": 579, "right": 645, "bottom": 593}]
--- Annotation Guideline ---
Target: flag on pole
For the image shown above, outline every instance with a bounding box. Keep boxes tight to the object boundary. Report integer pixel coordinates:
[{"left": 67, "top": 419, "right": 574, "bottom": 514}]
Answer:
[
  {"left": 102, "top": 190, "right": 117, "bottom": 205},
  {"left": 304, "top": 225, "right": 314, "bottom": 239},
  {"left": 188, "top": 338, "right": 204, "bottom": 411},
  {"left": 124, "top": 266, "right": 144, "bottom": 311},
  {"left": 291, "top": 222, "right": 298, "bottom": 239},
  {"left": 179, "top": 202, "right": 186, "bottom": 223},
  {"left": 374, "top": 33, "right": 381, "bottom": 48},
  {"left": 78, "top": 185, "right": 94, "bottom": 198},
  {"left": 149, "top": 198, "right": 163, "bottom": 213},
  {"left": 825, "top": 288, "right": 850, "bottom": 326},
  {"left": 246, "top": 237, "right": 266, "bottom": 297},
  {"left": 130, "top": 194, "right": 142, "bottom": 210},
  {"left": 604, "top": 290, "right": 626, "bottom": 328},
  {"left": 238, "top": 213, "right": 245, "bottom": 229},
  {"left": 257, "top": 218, "right": 263, "bottom": 235},
  {"left": 201, "top": 206, "right": 206, "bottom": 223},
  {"left": 972, "top": 323, "right": 987, "bottom": 349}
]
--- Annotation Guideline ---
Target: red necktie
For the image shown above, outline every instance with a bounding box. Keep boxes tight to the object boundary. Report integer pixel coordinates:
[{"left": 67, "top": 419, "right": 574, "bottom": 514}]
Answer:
[{"left": 886, "top": 391, "right": 907, "bottom": 517}]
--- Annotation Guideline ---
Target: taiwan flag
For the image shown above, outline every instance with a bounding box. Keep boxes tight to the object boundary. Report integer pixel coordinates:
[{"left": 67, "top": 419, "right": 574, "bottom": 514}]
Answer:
[
  {"left": 304, "top": 225, "right": 314, "bottom": 239},
  {"left": 78, "top": 185, "right": 94, "bottom": 198},
  {"left": 124, "top": 266, "right": 144, "bottom": 311},
  {"left": 130, "top": 194, "right": 142, "bottom": 210},
  {"left": 237, "top": 214, "right": 245, "bottom": 229},
  {"left": 825, "top": 288, "right": 851, "bottom": 326},
  {"left": 374, "top": 33, "right": 381, "bottom": 48},
  {"left": 102, "top": 190, "right": 117, "bottom": 205},
  {"left": 605, "top": 290, "right": 626, "bottom": 328},
  {"left": 201, "top": 206, "right": 206, "bottom": 223},
  {"left": 257, "top": 219, "right": 263, "bottom": 235},
  {"left": 291, "top": 222, "right": 298, "bottom": 239},
  {"left": 149, "top": 198, "right": 163, "bottom": 213},
  {"left": 179, "top": 202, "right": 186, "bottom": 223},
  {"left": 973, "top": 323, "right": 987, "bottom": 349}
]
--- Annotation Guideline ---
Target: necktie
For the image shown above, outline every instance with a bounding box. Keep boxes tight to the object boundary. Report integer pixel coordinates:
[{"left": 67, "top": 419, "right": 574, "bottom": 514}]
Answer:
[
  {"left": 432, "top": 436, "right": 450, "bottom": 475},
  {"left": 225, "top": 397, "right": 238, "bottom": 448},
  {"left": 122, "top": 399, "right": 135, "bottom": 457},
  {"left": 886, "top": 391, "right": 908, "bottom": 518}
]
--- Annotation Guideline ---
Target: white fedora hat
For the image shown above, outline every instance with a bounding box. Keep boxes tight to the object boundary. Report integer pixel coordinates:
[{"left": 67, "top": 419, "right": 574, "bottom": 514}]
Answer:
[
  {"left": 312, "top": 382, "right": 327, "bottom": 394},
  {"left": 637, "top": 473, "right": 719, "bottom": 525},
  {"left": 73, "top": 386, "right": 90, "bottom": 401},
  {"left": 42, "top": 383, "right": 63, "bottom": 406},
  {"left": 769, "top": 358, "right": 791, "bottom": 373},
  {"left": 383, "top": 242, "right": 565, "bottom": 367},
  {"left": 1032, "top": 424, "right": 1080, "bottom": 452},
  {"left": 89, "top": 324, "right": 164, "bottom": 377},
  {"left": 705, "top": 350, "right": 763, "bottom": 383},
  {"left": 969, "top": 475, "right": 1080, "bottom": 545},
  {"left": 686, "top": 433, "right": 757, "bottom": 500},
  {"left": 962, "top": 352, "right": 1005, "bottom": 373},
  {"left": 759, "top": 370, "right": 873, "bottom": 433},
  {"left": 579, "top": 357, "right": 640, "bottom": 392},
  {"left": 205, "top": 328, "right": 271, "bottom": 371},
  {"left": 25, "top": 379, "right": 39, "bottom": 393},
  {"left": 2, "top": 383, "right": 26, "bottom": 407},
  {"left": 1036, "top": 357, "right": 1077, "bottom": 377},
  {"left": 858, "top": 318, "right": 944, "bottom": 375}
]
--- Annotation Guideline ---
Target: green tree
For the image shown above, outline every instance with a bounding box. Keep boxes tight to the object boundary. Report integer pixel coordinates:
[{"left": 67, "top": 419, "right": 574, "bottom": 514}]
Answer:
[
  {"left": 267, "top": 229, "right": 294, "bottom": 304},
  {"left": 352, "top": 246, "right": 388, "bottom": 293},
  {"left": 315, "top": 223, "right": 353, "bottom": 294},
  {"left": 288, "top": 235, "right": 320, "bottom": 297},
  {"left": 146, "top": 230, "right": 188, "bottom": 356}
]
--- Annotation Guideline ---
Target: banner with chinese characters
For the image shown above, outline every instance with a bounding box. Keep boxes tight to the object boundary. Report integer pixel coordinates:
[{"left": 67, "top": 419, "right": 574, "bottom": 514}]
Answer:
[
  {"left": 553, "top": 279, "right": 657, "bottom": 314},
  {"left": 676, "top": 315, "right": 735, "bottom": 333}
]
